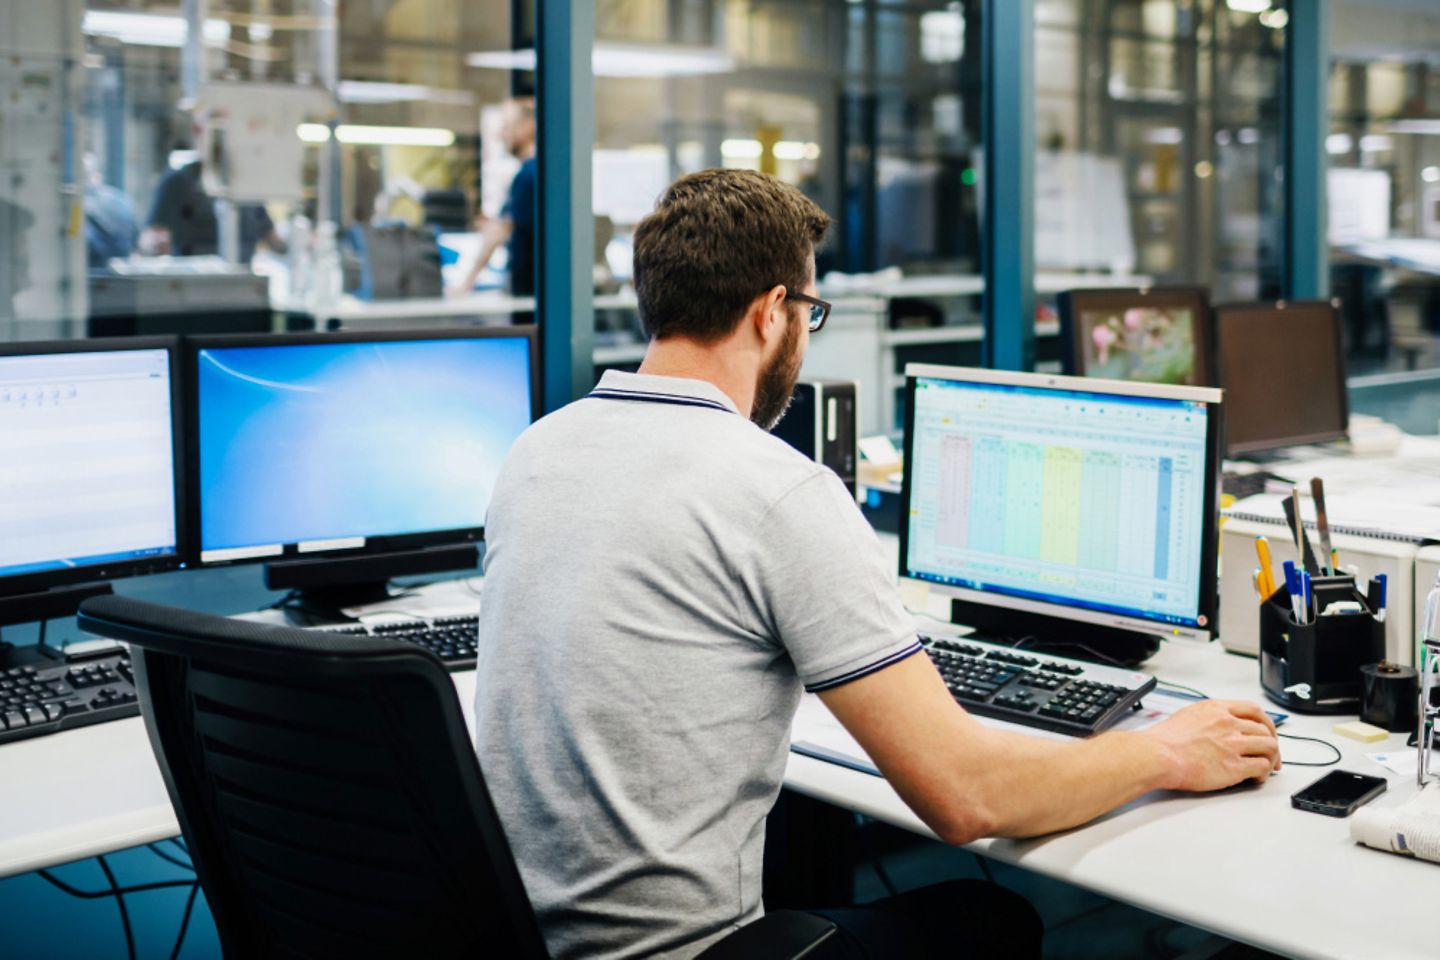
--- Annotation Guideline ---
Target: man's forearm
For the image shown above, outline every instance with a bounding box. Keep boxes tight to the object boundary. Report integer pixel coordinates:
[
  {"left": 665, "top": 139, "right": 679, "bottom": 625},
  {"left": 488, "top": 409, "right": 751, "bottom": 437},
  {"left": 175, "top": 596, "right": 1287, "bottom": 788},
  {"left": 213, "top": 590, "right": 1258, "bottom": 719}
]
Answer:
[{"left": 959, "top": 727, "right": 1174, "bottom": 839}]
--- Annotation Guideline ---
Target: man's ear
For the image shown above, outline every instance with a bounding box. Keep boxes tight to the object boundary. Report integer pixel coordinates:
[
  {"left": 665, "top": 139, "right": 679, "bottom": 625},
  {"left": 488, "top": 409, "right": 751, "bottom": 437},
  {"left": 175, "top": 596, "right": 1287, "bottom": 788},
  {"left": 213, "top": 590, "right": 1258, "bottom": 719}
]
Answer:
[{"left": 751, "top": 284, "right": 788, "bottom": 345}]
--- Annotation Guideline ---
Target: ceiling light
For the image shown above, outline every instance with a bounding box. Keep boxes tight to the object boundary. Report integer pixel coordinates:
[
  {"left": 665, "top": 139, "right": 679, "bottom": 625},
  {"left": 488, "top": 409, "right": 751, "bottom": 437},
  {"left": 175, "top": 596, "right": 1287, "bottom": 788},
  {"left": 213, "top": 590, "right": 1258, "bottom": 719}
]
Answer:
[
  {"left": 297, "top": 124, "right": 456, "bottom": 147},
  {"left": 1326, "top": 133, "right": 1353, "bottom": 155},
  {"left": 1225, "top": 0, "right": 1271, "bottom": 13},
  {"left": 467, "top": 42, "right": 736, "bottom": 79},
  {"left": 82, "top": 11, "right": 230, "bottom": 48},
  {"left": 1422, "top": 166, "right": 1440, "bottom": 183},
  {"left": 1258, "top": 8, "right": 1288, "bottom": 28},
  {"left": 1359, "top": 134, "right": 1394, "bottom": 153},
  {"left": 337, "top": 81, "right": 475, "bottom": 106},
  {"left": 1387, "top": 119, "right": 1440, "bottom": 135}
]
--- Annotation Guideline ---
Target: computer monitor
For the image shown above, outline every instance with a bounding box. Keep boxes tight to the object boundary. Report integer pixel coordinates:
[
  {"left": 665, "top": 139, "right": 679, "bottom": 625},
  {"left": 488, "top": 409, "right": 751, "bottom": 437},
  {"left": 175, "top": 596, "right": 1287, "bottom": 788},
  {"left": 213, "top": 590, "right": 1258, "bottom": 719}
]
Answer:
[
  {"left": 1214, "top": 300, "right": 1348, "bottom": 455},
  {"left": 899, "top": 364, "right": 1223, "bottom": 665},
  {"left": 0, "top": 338, "right": 184, "bottom": 628},
  {"left": 187, "top": 328, "right": 539, "bottom": 608},
  {"left": 1057, "top": 287, "right": 1214, "bottom": 387}
]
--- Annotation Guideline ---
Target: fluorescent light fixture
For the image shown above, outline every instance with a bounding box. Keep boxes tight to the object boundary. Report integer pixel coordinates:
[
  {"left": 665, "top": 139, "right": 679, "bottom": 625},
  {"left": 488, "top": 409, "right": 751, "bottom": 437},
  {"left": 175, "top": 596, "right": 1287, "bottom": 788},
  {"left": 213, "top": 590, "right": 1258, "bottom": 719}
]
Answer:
[
  {"left": 1258, "top": 8, "right": 1288, "bottom": 28},
  {"left": 720, "top": 140, "right": 821, "bottom": 162},
  {"left": 1326, "top": 133, "right": 1353, "bottom": 155},
  {"left": 1225, "top": 0, "right": 1271, "bottom": 13},
  {"left": 337, "top": 81, "right": 475, "bottom": 106},
  {"left": 1360, "top": 134, "right": 1394, "bottom": 153},
  {"left": 467, "top": 42, "right": 736, "bottom": 78},
  {"left": 296, "top": 124, "right": 456, "bottom": 147},
  {"left": 1237, "top": 127, "right": 1260, "bottom": 145},
  {"left": 1144, "top": 127, "right": 1184, "bottom": 145},
  {"left": 83, "top": 10, "right": 230, "bottom": 48},
  {"left": 1422, "top": 166, "right": 1440, "bottom": 183},
  {"left": 1386, "top": 119, "right": 1440, "bottom": 136}
]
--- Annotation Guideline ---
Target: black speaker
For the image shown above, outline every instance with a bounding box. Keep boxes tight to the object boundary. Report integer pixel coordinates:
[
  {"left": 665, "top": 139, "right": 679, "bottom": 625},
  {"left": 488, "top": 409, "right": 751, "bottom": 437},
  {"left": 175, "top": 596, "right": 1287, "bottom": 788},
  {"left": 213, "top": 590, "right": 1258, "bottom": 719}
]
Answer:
[{"left": 772, "top": 380, "right": 859, "bottom": 496}]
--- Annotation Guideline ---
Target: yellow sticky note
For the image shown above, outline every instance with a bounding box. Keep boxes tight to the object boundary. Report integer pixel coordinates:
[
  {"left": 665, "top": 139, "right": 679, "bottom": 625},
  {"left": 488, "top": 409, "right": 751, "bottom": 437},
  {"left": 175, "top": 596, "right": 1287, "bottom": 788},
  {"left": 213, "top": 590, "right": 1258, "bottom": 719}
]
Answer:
[{"left": 1332, "top": 720, "right": 1387, "bottom": 744}]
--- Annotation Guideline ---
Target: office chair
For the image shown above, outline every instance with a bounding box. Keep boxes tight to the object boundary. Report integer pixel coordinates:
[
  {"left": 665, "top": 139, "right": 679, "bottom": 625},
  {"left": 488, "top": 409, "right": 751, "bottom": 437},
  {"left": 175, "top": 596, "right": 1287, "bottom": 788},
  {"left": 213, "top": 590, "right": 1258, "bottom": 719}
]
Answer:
[{"left": 77, "top": 596, "right": 837, "bottom": 960}]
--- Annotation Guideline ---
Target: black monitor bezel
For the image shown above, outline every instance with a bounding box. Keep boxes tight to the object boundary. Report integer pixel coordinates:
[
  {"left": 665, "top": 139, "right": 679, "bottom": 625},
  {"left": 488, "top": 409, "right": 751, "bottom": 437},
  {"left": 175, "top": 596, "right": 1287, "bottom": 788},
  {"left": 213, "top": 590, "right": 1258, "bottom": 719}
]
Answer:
[
  {"left": 1057, "top": 286, "right": 1216, "bottom": 387},
  {"left": 898, "top": 367, "right": 1224, "bottom": 643},
  {"left": 183, "top": 325, "right": 541, "bottom": 569},
  {"left": 1213, "top": 299, "right": 1349, "bottom": 455},
  {"left": 0, "top": 336, "right": 187, "bottom": 598}
]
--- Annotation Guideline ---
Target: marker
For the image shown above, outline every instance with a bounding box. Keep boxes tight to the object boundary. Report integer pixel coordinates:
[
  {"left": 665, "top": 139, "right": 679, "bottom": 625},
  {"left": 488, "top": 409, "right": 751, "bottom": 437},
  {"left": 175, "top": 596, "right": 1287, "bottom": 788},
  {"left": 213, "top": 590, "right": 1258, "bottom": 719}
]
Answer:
[
  {"left": 1375, "top": 573, "right": 1388, "bottom": 623},
  {"left": 1311, "top": 477, "right": 1335, "bottom": 575},
  {"left": 1254, "top": 536, "right": 1277, "bottom": 598},
  {"left": 1303, "top": 572, "right": 1313, "bottom": 624},
  {"left": 1284, "top": 561, "right": 1303, "bottom": 623}
]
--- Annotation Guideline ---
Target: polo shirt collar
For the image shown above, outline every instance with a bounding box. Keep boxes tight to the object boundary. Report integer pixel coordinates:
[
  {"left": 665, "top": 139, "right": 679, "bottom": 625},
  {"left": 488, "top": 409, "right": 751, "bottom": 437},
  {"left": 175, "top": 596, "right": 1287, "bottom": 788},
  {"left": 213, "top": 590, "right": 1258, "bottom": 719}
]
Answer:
[{"left": 590, "top": 369, "right": 741, "bottom": 416}]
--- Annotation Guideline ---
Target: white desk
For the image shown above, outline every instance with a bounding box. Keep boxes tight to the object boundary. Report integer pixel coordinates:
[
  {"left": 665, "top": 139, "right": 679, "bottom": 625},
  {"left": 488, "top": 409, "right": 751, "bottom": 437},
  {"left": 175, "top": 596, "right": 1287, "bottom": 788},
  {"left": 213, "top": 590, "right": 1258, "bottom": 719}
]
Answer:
[
  {"left": 4, "top": 582, "right": 1437, "bottom": 958},
  {"left": 787, "top": 632, "right": 1438, "bottom": 960}
]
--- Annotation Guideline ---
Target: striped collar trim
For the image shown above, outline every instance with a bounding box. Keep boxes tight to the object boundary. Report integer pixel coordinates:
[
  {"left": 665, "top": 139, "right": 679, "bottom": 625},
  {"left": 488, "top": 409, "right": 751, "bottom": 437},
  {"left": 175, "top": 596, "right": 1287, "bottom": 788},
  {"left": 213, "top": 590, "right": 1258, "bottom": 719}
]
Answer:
[
  {"left": 588, "top": 388, "right": 735, "bottom": 414},
  {"left": 587, "top": 371, "right": 740, "bottom": 415}
]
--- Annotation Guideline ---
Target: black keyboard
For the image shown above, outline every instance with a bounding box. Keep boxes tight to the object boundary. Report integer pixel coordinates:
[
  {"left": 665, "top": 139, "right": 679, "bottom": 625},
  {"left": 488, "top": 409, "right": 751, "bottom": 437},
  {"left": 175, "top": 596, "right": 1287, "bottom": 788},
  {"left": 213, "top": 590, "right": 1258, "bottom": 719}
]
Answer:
[
  {"left": 923, "top": 635, "right": 1156, "bottom": 736},
  {"left": 0, "top": 646, "right": 141, "bottom": 746},
  {"left": 316, "top": 614, "right": 479, "bottom": 670}
]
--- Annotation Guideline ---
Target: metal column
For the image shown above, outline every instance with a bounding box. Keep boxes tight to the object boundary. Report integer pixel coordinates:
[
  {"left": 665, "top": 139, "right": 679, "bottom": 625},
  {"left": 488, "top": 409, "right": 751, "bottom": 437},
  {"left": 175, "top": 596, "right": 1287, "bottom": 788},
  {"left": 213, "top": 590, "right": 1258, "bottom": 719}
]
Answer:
[
  {"left": 537, "top": 0, "right": 595, "bottom": 412},
  {"left": 1284, "top": 0, "right": 1330, "bottom": 300},
  {"left": 981, "top": 0, "right": 1035, "bottom": 371}
]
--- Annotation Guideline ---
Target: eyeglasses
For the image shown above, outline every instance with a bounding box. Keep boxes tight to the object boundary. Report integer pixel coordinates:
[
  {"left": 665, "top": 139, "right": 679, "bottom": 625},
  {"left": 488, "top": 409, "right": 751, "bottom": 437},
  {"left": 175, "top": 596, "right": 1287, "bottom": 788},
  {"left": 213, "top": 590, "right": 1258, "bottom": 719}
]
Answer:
[{"left": 785, "top": 291, "right": 832, "bottom": 333}]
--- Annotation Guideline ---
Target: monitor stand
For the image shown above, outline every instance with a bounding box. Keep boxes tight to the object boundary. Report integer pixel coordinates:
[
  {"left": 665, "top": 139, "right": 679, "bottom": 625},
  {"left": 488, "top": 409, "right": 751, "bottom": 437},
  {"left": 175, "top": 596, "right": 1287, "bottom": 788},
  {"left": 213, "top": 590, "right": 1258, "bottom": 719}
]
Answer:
[
  {"left": 264, "top": 543, "right": 479, "bottom": 621},
  {"left": 0, "top": 582, "right": 115, "bottom": 668},
  {"left": 950, "top": 599, "right": 1162, "bottom": 668}
]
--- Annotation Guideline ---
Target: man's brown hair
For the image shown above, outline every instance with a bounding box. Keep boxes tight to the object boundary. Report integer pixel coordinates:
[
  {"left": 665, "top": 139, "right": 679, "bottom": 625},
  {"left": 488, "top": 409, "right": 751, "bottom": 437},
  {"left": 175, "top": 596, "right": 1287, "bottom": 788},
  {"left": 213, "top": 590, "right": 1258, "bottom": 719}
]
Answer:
[{"left": 632, "top": 169, "right": 831, "bottom": 342}]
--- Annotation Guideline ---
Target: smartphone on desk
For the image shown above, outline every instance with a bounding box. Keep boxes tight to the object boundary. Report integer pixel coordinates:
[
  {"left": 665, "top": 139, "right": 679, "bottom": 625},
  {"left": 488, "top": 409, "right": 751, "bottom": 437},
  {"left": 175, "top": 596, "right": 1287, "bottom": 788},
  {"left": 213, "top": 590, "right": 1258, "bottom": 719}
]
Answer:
[{"left": 1291, "top": 770, "right": 1387, "bottom": 817}]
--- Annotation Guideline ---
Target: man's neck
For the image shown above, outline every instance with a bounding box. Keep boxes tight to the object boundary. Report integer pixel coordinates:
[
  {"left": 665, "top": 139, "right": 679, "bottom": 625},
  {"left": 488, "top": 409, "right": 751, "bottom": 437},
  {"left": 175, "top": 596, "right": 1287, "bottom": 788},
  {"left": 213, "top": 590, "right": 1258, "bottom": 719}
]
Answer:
[{"left": 637, "top": 337, "right": 755, "bottom": 418}]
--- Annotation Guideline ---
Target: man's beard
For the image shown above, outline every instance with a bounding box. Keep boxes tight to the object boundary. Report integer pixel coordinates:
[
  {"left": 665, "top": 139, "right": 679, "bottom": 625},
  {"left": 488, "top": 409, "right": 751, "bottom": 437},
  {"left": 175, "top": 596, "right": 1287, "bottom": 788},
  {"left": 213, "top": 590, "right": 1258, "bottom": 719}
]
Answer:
[{"left": 751, "top": 315, "right": 802, "bottom": 430}]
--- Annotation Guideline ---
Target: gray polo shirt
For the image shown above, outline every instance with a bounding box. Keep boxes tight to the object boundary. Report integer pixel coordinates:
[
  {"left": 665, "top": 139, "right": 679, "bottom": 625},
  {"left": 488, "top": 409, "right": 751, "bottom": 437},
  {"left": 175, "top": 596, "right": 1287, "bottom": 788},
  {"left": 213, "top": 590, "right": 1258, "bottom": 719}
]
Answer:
[{"left": 473, "top": 370, "right": 920, "bottom": 959}]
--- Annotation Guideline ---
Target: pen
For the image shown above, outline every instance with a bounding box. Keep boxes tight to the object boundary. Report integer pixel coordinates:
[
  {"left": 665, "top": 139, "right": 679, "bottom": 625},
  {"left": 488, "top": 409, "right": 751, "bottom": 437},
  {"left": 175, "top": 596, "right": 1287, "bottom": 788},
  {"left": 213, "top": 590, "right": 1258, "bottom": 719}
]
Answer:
[
  {"left": 1310, "top": 478, "right": 1334, "bottom": 575},
  {"left": 1375, "top": 573, "right": 1388, "bottom": 623},
  {"left": 1284, "top": 561, "right": 1302, "bottom": 623},
  {"left": 1303, "top": 572, "right": 1313, "bottom": 624},
  {"left": 1254, "top": 536, "right": 1277, "bottom": 598}
]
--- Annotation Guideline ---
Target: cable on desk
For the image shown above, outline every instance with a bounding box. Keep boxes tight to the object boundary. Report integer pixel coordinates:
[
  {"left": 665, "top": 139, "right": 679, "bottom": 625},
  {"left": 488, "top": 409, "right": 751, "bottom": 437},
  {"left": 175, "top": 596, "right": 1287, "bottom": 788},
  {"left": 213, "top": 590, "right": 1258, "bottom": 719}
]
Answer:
[
  {"left": 1273, "top": 733, "right": 1343, "bottom": 767},
  {"left": 96, "top": 854, "right": 137, "bottom": 960},
  {"left": 169, "top": 882, "right": 201, "bottom": 960}
]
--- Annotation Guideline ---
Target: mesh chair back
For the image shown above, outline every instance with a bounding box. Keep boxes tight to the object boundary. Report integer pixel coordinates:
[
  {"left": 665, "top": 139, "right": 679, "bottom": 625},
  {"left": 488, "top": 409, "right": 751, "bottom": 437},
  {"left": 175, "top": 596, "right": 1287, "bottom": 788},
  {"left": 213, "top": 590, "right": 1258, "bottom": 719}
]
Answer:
[{"left": 78, "top": 595, "right": 547, "bottom": 960}]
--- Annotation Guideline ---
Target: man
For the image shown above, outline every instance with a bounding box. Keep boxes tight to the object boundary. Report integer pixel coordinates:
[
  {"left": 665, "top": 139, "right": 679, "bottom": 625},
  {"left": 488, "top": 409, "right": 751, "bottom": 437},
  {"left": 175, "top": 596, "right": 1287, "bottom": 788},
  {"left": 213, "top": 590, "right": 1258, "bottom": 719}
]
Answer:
[
  {"left": 140, "top": 159, "right": 284, "bottom": 262},
  {"left": 473, "top": 169, "right": 1281, "bottom": 959},
  {"left": 449, "top": 97, "right": 537, "bottom": 297}
]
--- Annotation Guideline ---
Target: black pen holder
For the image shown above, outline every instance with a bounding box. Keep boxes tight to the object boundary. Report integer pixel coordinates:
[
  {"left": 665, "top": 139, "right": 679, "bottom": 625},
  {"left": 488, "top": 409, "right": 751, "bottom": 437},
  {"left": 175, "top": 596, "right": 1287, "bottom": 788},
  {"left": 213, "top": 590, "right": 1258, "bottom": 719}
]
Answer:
[{"left": 1259, "top": 575, "right": 1385, "bottom": 714}]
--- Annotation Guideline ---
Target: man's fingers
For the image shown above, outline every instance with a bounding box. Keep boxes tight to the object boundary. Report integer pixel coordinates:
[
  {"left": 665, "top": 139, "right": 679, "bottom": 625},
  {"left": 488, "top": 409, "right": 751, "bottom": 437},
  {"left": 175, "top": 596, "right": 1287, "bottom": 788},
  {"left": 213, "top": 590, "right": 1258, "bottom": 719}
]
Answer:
[{"left": 1223, "top": 700, "right": 1278, "bottom": 738}]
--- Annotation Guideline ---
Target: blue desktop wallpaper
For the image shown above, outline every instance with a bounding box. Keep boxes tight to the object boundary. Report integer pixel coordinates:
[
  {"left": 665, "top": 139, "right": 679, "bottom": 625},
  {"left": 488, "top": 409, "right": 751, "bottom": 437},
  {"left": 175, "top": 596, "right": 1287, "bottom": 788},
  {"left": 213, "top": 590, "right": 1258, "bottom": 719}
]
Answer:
[{"left": 198, "top": 338, "right": 533, "bottom": 552}]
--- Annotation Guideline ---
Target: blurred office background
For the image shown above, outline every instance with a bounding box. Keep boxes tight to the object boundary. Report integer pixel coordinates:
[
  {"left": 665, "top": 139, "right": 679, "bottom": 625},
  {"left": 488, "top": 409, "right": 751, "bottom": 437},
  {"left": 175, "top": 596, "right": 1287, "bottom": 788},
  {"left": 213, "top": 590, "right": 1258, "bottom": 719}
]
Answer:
[{"left": 0, "top": 0, "right": 1437, "bottom": 423}]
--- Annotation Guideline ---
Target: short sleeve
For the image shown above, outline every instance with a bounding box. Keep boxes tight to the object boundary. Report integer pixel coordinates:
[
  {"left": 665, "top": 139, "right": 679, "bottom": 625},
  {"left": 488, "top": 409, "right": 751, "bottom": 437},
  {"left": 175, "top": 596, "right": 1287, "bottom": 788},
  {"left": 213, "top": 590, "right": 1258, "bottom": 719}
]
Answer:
[{"left": 741, "top": 471, "right": 921, "bottom": 692}]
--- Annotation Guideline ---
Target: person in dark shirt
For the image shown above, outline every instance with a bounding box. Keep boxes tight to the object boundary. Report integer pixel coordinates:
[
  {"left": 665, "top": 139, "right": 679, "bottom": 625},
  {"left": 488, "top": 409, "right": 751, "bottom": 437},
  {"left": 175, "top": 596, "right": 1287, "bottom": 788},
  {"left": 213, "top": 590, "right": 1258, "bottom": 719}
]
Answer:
[
  {"left": 449, "top": 97, "right": 537, "bottom": 297},
  {"left": 140, "top": 161, "right": 285, "bottom": 262}
]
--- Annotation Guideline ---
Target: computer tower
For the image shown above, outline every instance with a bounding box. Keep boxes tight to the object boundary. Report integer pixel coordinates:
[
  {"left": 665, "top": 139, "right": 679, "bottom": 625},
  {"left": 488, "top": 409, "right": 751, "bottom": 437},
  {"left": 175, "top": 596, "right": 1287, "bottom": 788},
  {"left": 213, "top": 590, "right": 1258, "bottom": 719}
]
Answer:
[{"left": 772, "top": 380, "right": 859, "bottom": 497}]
